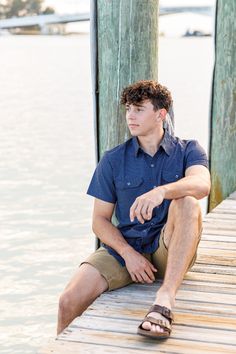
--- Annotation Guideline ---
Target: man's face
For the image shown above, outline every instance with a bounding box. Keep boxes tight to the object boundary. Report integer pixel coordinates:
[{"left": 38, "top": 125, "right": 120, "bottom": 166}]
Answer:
[{"left": 125, "top": 100, "right": 164, "bottom": 137}]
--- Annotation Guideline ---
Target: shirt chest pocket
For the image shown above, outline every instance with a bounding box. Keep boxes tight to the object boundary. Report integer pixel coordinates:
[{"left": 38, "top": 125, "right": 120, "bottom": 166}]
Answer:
[
  {"left": 115, "top": 177, "right": 144, "bottom": 203},
  {"left": 161, "top": 170, "right": 183, "bottom": 185}
]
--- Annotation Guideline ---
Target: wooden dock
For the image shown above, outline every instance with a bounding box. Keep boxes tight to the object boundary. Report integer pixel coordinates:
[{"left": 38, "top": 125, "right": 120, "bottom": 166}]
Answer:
[{"left": 39, "top": 192, "right": 236, "bottom": 354}]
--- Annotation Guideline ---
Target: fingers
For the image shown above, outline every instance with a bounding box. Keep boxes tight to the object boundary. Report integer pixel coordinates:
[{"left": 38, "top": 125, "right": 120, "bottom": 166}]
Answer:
[
  {"left": 130, "top": 198, "right": 154, "bottom": 224},
  {"left": 125, "top": 246, "right": 158, "bottom": 284},
  {"left": 146, "top": 203, "right": 154, "bottom": 221},
  {"left": 130, "top": 264, "right": 157, "bottom": 284},
  {"left": 149, "top": 261, "right": 158, "bottom": 273},
  {"left": 134, "top": 203, "right": 145, "bottom": 224},
  {"left": 130, "top": 272, "right": 145, "bottom": 283},
  {"left": 130, "top": 199, "right": 139, "bottom": 223},
  {"left": 132, "top": 271, "right": 153, "bottom": 284},
  {"left": 140, "top": 270, "right": 156, "bottom": 283},
  {"left": 130, "top": 272, "right": 138, "bottom": 283},
  {"left": 144, "top": 260, "right": 157, "bottom": 281}
]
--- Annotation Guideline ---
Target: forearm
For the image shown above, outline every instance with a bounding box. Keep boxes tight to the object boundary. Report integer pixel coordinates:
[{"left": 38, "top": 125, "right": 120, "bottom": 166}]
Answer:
[
  {"left": 158, "top": 175, "right": 210, "bottom": 200},
  {"left": 92, "top": 216, "right": 132, "bottom": 257}
]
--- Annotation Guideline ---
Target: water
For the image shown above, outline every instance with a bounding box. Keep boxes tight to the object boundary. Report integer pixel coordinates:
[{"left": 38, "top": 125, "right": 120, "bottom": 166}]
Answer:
[
  {"left": 0, "top": 34, "right": 213, "bottom": 354},
  {"left": 0, "top": 34, "right": 95, "bottom": 354}
]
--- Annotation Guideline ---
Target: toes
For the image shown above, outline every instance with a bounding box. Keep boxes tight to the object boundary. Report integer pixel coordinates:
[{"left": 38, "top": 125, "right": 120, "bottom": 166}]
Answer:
[
  {"left": 152, "top": 324, "right": 163, "bottom": 333},
  {"left": 141, "top": 321, "right": 164, "bottom": 333},
  {"left": 141, "top": 321, "right": 152, "bottom": 330},
  {"left": 141, "top": 309, "right": 169, "bottom": 333},
  {"left": 156, "top": 325, "right": 164, "bottom": 333}
]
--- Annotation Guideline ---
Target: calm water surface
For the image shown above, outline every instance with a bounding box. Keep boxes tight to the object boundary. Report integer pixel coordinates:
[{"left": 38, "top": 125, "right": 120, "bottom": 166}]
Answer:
[
  {"left": 0, "top": 34, "right": 95, "bottom": 354},
  {"left": 0, "top": 34, "right": 213, "bottom": 354}
]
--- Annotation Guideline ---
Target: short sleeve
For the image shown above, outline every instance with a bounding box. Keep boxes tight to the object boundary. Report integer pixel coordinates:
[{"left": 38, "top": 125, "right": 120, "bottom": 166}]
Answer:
[
  {"left": 184, "top": 140, "right": 209, "bottom": 171},
  {"left": 87, "top": 152, "right": 117, "bottom": 203}
]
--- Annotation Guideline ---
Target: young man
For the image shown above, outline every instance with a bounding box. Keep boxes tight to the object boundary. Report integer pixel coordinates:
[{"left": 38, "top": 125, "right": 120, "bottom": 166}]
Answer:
[{"left": 57, "top": 80, "right": 211, "bottom": 339}]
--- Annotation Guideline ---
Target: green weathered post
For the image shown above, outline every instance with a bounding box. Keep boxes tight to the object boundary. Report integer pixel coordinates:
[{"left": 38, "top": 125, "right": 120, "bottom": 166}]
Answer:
[
  {"left": 95, "top": 0, "right": 159, "bottom": 159},
  {"left": 209, "top": 0, "right": 236, "bottom": 210}
]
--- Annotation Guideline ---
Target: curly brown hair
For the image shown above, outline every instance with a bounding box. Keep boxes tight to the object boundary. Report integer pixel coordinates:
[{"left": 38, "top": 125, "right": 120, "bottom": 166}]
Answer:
[{"left": 120, "top": 80, "right": 172, "bottom": 111}]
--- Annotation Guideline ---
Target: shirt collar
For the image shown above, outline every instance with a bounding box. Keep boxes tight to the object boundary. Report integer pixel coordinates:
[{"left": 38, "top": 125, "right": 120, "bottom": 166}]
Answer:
[
  {"left": 132, "top": 129, "right": 176, "bottom": 157},
  {"left": 132, "top": 136, "right": 141, "bottom": 156},
  {"left": 160, "top": 129, "right": 176, "bottom": 156}
]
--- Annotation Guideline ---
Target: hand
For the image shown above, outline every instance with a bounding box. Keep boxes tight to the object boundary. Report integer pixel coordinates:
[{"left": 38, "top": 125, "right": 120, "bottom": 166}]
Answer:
[
  {"left": 130, "top": 187, "right": 165, "bottom": 224},
  {"left": 122, "top": 247, "right": 157, "bottom": 283}
]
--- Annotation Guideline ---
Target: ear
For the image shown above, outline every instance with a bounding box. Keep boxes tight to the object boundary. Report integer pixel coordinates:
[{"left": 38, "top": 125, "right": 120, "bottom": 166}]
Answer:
[{"left": 159, "top": 108, "right": 167, "bottom": 121}]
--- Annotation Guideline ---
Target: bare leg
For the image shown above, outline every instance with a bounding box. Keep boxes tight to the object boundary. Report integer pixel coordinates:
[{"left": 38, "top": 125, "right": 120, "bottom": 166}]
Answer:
[
  {"left": 142, "top": 196, "right": 202, "bottom": 333},
  {"left": 57, "top": 263, "right": 108, "bottom": 334}
]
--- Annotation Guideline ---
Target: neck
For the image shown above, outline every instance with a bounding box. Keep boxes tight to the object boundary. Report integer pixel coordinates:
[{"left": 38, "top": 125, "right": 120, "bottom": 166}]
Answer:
[{"left": 138, "top": 128, "right": 165, "bottom": 157}]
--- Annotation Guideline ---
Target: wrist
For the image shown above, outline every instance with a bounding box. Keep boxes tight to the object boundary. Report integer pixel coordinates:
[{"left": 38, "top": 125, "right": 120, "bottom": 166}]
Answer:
[
  {"left": 156, "top": 185, "right": 166, "bottom": 199},
  {"left": 119, "top": 244, "right": 134, "bottom": 259}
]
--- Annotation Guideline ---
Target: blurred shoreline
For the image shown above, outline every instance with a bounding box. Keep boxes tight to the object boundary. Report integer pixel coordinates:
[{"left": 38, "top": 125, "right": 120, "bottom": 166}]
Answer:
[{"left": 0, "top": 10, "right": 214, "bottom": 37}]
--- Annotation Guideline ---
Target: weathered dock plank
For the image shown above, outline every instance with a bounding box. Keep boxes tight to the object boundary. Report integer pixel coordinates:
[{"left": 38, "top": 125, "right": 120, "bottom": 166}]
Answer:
[
  {"left": 39, "top": 192, "right": 236, "bottom": 353},
  {"left": 40, "top": 338, "right": 236, "bottom": 354}
]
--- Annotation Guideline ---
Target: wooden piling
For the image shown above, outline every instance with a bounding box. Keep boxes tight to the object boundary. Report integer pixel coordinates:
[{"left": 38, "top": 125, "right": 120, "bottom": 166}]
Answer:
[
  {"left": 209, "top": 0, "right": 236, "bottom": 210},
  {"left": 95, "top": 0, "right": 159, "bottom": 158}
]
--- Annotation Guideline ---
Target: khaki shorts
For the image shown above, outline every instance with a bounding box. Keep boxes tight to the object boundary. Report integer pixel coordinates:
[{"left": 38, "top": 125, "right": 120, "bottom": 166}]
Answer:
[{"left": 81, "top": 226, "right": 200, "bottom": 291}]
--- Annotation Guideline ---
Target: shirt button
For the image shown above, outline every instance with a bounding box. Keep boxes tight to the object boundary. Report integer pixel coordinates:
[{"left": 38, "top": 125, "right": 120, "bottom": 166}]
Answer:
[
  {"left": 153, "top": 185, "right": 157, "bottom": 189},
  {"left": 150, "top": 164, "right": 154, "bottom": 168},
  {"left": 151, "top": 222, "right": 154, "bottom": 226},
  {"left": 175, "top": 175, "right": 179, "bottom": 178},
  {"left": 127, "top": 182, "right": 131, "bottom": 186}
]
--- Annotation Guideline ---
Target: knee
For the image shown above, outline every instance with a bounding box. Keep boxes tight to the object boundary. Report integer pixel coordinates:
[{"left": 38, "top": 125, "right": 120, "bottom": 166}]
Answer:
[
  {"left": 171, "top": 196, "right": 201, "bottom": 218},
  {"left": 58, "top": 291, "right": 75, "bottom": 316}
]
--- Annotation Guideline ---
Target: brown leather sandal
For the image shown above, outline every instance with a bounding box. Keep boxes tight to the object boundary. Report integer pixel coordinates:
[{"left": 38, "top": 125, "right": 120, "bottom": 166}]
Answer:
[{"left": 137, "top": 304, "right": 174, "bottom": 339}]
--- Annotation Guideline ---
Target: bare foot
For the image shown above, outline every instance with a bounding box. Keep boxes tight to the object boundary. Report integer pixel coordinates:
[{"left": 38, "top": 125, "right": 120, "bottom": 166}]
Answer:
[{"left": 141, "top": 289, "right": 174, "bottom": 334}]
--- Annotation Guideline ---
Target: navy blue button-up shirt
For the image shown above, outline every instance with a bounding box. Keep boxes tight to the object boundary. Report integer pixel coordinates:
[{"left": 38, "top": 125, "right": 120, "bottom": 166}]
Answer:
[{"left": 87, "top": 130, "right": 208, "bottom": 266}]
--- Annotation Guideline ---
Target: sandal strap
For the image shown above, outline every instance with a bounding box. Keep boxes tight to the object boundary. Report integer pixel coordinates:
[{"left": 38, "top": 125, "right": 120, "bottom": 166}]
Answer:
[{"left": 147, "top": 305, "right": 174, "bottom": 323}]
